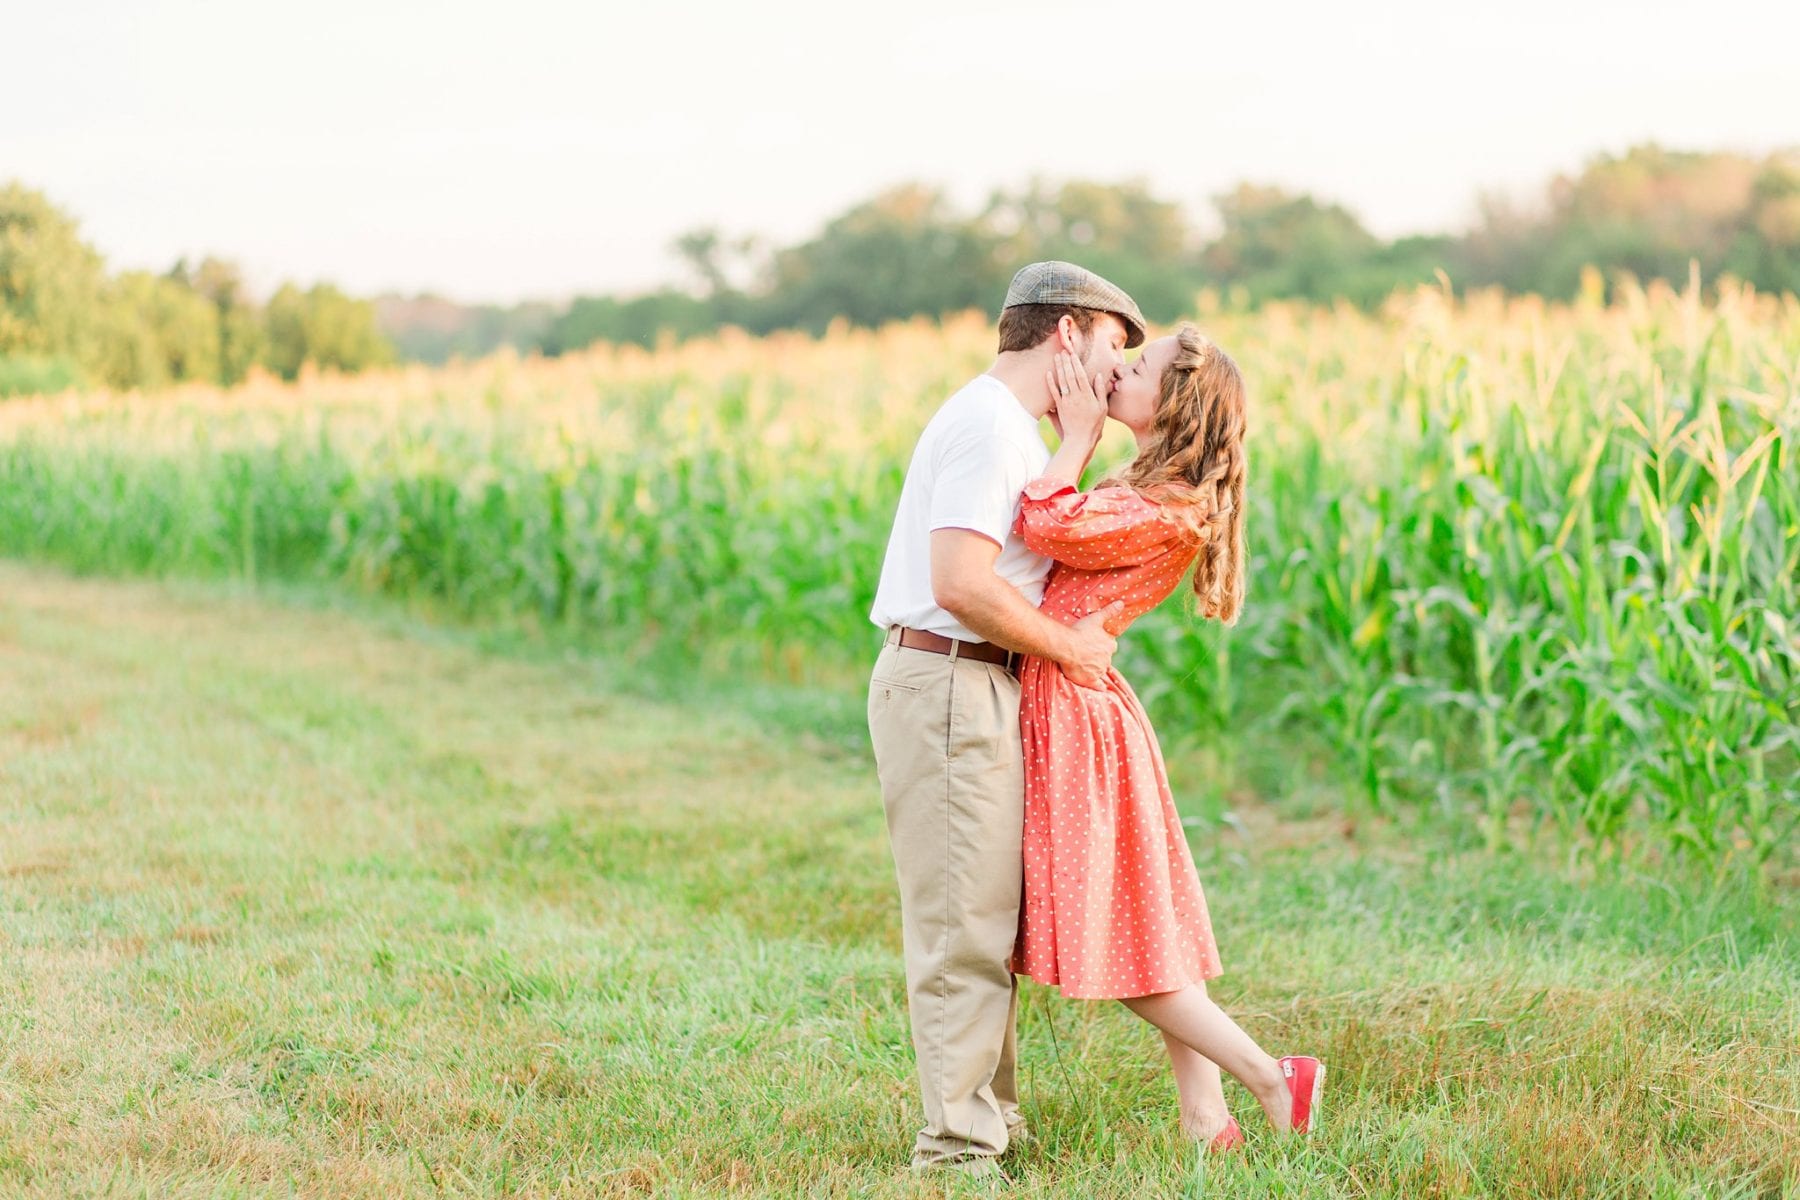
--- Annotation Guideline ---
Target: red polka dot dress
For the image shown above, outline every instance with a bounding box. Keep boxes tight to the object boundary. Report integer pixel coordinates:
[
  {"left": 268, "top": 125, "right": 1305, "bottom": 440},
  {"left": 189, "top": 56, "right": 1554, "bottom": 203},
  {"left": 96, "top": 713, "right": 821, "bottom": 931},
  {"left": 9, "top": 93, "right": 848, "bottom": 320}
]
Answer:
[{"left": 1010, "top": 476, "right": 1223, "bottom": 1000}]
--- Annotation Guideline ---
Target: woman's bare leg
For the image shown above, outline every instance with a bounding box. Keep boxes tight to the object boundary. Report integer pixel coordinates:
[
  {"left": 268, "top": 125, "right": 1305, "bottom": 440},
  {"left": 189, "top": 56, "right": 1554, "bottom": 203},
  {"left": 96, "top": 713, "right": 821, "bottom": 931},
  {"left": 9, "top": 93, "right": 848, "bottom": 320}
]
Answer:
[
  {"left": 1122, "top": 982, "right": 1294, "bottom": 1134},
  {"left": 1163, "top": 1033, "right": 1231, "bottom": 1142}
]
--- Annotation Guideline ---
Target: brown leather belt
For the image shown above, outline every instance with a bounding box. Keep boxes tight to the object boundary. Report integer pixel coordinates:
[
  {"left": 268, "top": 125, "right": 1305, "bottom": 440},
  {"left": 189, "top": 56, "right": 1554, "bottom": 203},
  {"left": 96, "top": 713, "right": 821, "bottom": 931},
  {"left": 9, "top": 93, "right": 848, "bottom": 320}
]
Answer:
[{"left": 894, "top": 626, "right": 1018, "bottom": 671}]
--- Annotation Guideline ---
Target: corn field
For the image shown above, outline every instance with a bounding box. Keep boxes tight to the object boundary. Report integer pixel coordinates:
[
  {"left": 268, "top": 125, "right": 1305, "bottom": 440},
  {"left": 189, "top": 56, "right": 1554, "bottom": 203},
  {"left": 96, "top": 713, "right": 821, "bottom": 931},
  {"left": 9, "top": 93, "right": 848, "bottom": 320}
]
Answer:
[{"left": 2, "top": 281, "right": 1796, "bottom": 867}]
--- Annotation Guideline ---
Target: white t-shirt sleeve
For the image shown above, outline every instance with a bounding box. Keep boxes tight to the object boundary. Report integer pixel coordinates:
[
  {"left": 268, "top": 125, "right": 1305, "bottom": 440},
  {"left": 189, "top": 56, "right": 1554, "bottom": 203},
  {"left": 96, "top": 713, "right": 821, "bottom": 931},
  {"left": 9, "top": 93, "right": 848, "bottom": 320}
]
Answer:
[{"left": 928, "top": 432, "right": 1034, "bottom": 548}]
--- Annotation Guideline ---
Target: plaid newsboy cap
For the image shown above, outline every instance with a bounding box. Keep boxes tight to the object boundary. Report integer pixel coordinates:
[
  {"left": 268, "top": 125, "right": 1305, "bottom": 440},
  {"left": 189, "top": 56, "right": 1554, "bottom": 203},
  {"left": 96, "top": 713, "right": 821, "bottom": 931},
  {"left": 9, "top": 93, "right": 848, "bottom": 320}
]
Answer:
[{"left": 1002, "top": 260, "right": 1148, "bottom": 349}]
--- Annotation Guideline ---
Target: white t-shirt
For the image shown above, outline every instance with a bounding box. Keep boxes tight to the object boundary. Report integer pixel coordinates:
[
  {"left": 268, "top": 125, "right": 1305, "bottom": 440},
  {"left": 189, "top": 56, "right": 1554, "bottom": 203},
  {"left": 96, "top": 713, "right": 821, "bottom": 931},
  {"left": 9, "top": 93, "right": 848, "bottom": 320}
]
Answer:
[{"left": 869, "top": 374, "right": 1052, "bottom": 642}]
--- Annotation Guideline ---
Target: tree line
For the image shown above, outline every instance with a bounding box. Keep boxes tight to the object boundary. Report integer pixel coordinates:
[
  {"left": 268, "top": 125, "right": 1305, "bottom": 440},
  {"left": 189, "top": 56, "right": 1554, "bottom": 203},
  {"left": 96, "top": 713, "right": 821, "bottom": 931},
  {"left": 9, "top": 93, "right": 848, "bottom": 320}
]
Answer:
[
  {"left": 6, "top": 142, "right": 1799, "bottom": 393},
  {"left": 408, "top": 143, "right": 1800, "bottom": 360},
  {"left": 0, "top": 182, "right": 391, "bottom": 396}
]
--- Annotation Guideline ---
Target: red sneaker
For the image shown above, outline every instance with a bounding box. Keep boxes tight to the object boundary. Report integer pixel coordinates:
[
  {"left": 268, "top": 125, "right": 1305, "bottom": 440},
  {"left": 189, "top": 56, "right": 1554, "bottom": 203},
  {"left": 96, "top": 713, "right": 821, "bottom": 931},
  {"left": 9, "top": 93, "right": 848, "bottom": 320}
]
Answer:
[
  {"left": 1280, "top": 1056, "right": 1325, "bottom": 1134},
  {"left": 1209, "top": 1116, "right": 1245, "bottom": 1152}
]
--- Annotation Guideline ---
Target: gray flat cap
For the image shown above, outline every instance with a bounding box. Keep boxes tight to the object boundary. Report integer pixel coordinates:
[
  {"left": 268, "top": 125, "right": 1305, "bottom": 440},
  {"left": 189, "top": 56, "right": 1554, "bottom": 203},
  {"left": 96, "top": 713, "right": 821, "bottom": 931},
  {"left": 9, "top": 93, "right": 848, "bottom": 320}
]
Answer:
[{"left": 1002, "top": 260, "right": 1147, "bottom": 348}]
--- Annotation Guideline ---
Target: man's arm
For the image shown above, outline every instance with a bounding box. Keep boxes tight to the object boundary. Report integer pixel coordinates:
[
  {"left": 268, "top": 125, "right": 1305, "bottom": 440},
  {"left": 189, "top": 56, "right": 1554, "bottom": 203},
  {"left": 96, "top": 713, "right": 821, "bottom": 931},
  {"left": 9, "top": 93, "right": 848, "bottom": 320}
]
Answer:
[{"left": 931, "top": 528, "right": 1120, "bottom": 686}]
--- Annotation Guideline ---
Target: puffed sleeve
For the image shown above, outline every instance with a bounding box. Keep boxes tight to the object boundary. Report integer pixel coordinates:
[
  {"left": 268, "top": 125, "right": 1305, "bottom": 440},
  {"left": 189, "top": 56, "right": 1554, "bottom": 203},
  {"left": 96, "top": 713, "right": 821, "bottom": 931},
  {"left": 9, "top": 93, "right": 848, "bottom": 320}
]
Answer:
[{"left": 1013, "top": 478, "right": 1192, "bottom": 569}]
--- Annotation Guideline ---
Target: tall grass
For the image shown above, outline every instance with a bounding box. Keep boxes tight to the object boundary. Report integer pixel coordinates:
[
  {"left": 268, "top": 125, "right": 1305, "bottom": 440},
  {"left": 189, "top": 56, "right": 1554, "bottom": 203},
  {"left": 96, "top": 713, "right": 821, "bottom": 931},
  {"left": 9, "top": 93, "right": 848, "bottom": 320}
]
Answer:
[{"left": 1, "top": 282, "right": 1795, "bottom": 867}]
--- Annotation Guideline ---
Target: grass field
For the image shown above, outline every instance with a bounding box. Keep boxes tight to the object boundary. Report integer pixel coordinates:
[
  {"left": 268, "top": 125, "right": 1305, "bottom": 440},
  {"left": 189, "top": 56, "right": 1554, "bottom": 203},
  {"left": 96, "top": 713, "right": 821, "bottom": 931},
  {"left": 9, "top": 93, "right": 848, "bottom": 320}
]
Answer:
[{"left": 2, "top": 562, "right": 1795, "bottom": 1198}]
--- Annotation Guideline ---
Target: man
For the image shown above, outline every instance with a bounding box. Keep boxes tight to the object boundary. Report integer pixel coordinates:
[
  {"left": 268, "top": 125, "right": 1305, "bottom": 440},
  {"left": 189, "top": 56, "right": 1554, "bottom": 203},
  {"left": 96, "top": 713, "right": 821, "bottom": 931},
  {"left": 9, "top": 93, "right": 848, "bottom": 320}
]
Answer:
[{"left": 867, "top": 261, "right": 1149, "bottom": 1176}]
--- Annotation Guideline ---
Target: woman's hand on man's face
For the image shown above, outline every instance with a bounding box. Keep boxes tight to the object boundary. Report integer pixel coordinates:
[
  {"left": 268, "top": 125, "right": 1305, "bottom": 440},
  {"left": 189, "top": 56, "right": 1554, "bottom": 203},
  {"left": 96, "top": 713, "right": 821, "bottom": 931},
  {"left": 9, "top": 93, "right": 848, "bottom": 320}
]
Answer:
[{"left": 1048, "top": 350, "right": 1109, "bottom": 446}]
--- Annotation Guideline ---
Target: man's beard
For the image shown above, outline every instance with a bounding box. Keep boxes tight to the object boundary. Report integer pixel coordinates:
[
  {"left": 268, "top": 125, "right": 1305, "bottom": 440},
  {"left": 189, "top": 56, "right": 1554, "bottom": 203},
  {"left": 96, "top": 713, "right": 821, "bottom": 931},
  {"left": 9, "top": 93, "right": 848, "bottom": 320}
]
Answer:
[{"left": 1076, "top": 341, "right": 1113, "bottom": 401}]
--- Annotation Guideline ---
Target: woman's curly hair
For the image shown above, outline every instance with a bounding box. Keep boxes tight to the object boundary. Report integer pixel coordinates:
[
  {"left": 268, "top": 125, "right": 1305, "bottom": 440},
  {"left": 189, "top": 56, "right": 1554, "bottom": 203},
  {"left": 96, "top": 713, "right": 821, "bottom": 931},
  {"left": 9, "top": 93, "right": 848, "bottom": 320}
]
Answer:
[{"left": 1098, "top": 323, "right": 1248, "bottom": 625}]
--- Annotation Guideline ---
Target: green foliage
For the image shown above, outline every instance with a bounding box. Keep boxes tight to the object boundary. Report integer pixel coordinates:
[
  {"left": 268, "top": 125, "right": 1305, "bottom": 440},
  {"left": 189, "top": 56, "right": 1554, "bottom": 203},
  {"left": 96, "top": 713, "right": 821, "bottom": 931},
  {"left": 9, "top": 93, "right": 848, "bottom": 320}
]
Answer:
[
  {"left": 538, "top": 178, "right": 1219, "bottom": 354},
  {"left": 263, "top": 282, "right": 394, "bottom": 380},
  {"left": 1460, "top": 145, "right": 1800, "bottom": 299},
  {"left": 1204, "top": 183, "right": 1381, "bottom": 303},
  {"left": 539, "top": 289, "right": 717, "bottom": 353},
  {"left": 1728, "top": 152, "right": 1800, "bottom": 295},
  {"left": 93, "top": 270, "right": 223, "bottom": 389},
  {"left": 0, "top": 183, "right": 396, "bottom": 395},
  {"left": 0, "top": 353, "right": 80, "bottom": 397},
  {"left": 0, "top": 182, "right": 107, "bottom": 366},
  {"left": 12, "top": 143, "right": 1800, "bottom": 380},
  {"left": 755, "top": 185, "right": 1006, "bottom": 333},
  {"left": 536, "top": 147, "right": 1800, "bottom": 355},
  {"left": 980, "top": 178, "right": 1200, "bottom": 321},
  {"left": 175, "top": 257, "right": 268, "bottom": 384}
]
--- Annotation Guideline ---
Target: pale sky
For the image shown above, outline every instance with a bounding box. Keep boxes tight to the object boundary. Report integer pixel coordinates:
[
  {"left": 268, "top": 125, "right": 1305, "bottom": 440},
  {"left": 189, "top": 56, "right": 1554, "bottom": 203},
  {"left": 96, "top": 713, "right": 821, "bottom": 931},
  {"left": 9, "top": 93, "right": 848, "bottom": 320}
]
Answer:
[{"left": 7, "top": 0, "right": 1797, "bottom": 304}]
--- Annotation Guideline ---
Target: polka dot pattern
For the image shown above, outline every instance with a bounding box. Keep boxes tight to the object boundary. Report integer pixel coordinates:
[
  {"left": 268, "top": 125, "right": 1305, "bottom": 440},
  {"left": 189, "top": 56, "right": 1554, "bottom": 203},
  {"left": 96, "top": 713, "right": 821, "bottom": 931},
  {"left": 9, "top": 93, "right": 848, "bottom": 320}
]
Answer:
[{"left": 1008, "top": 478, "right": 1223, "bottom": 1000}]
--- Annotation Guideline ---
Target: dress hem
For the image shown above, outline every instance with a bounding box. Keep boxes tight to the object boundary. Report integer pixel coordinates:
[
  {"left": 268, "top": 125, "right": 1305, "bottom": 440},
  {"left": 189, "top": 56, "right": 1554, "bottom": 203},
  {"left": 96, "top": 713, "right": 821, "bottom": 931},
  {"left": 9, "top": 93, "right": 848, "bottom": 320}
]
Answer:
[{"left": 1016, "top": 966, "right": 1224, "bottom": 1002}]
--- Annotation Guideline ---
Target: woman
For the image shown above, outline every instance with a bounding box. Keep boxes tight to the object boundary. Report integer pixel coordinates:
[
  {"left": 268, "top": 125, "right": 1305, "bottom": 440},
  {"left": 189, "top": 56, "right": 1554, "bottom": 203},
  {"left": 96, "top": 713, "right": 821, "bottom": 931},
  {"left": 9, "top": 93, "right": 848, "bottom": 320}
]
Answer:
[{"left": 1011, "top": 323, "right": 1322, "bottom": 1150}]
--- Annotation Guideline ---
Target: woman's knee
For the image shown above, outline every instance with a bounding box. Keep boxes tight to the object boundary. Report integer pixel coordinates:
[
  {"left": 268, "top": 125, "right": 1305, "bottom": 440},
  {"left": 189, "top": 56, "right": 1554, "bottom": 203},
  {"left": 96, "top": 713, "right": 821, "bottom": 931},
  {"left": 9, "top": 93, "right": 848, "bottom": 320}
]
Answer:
[{"left": 1121, "top": 984, "right": 1194, "bottom": 1018}]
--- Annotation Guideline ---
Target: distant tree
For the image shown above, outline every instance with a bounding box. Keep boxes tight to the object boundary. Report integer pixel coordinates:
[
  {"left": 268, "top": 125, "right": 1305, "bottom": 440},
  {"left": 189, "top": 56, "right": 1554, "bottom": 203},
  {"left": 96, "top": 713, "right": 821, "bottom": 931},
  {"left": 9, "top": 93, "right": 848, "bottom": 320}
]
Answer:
[
  {"left": 753, "top": 185, "right": 1004, "bottom": 333},
  {"left": 1203, "top": 184, "right": 1391, "bottom": 304},
  {"left": 1375, "top": 234, "right": 1459, "bottom": 281},
  {"left": 1727, "top": 151, "right": 1800, "bottom": 295},
  {"left": 670, "top": 226, "right": 765, "bottom": 330},
  {"left": 1452, "top": 190, "right": 1542, "bottom": 293},
  {"left": 1455, "top": 144, "right": 1800, "bottom": 298},
  {"left": 0, "top": 182, "right": 106, "bottom": 374},
  {"left": 264, "top": 282, "right": 393, "bottom": 379},
  {"left": 94, "top": 273, "right": 173, "bottom": 390},
  {"left": 980, "top": 178, "right": 1201, "bottom": 320},
  {"left": 174, "top": 257, "right": 266, "bottom": 384},
  {"left": 93, "top": 270, "right": 222, "bottom": 389},
  {"left": 1541, "top": 146, "right": 1759, "bottom": 294},
  {"left": 540, "top": 290, "right": 715, "bottom": 353},
  {"left": 674, "top": 227, "right": 731, "bottom": 297},
  {"left": 21, "top": 146, "right": 1791, "bottom": 394}
]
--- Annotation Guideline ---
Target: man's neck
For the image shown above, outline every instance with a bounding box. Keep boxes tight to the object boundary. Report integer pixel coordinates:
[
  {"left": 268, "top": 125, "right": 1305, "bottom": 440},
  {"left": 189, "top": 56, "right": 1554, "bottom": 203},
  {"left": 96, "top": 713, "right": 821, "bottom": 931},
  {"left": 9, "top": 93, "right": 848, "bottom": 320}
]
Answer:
[{"left": 984, "top": 352, "right": 1056, "bottom": 420}]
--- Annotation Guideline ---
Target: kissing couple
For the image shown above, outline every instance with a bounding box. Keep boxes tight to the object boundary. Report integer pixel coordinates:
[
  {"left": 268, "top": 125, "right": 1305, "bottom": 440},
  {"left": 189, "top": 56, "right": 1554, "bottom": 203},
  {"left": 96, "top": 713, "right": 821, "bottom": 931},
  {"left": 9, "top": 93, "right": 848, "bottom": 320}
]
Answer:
[{"left": 867, "top": 261, "right": 1324, "bottom": 1179}]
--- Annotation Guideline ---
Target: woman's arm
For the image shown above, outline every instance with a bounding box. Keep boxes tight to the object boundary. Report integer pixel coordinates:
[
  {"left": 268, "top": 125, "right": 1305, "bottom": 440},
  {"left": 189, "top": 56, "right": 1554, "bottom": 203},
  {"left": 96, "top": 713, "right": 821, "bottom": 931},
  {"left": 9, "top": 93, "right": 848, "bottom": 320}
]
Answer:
[
  {"left": 1015, "top": 480, "right": 1191, "bottom": 570},
  {"left": 1040, "top": 349, "right": 1107, "bottom": 488}
]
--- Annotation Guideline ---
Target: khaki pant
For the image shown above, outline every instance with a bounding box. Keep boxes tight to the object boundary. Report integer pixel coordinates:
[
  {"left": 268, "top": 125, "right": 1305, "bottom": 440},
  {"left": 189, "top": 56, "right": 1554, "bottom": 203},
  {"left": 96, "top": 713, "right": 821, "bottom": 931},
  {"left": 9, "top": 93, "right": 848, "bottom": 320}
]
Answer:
[{"left": 867, "top": 628, "right": 1025, "bottom": 1167}]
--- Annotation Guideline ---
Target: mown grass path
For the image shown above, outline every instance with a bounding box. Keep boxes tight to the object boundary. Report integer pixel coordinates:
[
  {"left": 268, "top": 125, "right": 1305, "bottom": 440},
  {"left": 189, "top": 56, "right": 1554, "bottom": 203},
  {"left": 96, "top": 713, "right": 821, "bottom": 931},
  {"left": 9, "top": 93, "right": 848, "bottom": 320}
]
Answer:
[{"left": 1, "top": 562, "right": 1795, "bottom": 1198}]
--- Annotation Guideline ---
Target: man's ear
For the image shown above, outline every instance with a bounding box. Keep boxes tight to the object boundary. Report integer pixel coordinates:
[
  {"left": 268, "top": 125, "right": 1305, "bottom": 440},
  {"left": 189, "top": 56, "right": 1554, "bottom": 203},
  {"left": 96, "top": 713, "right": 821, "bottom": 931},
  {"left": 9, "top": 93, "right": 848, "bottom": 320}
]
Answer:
[{"left": 1058, "top": 315, "right": 1081, "bottom": 354}]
